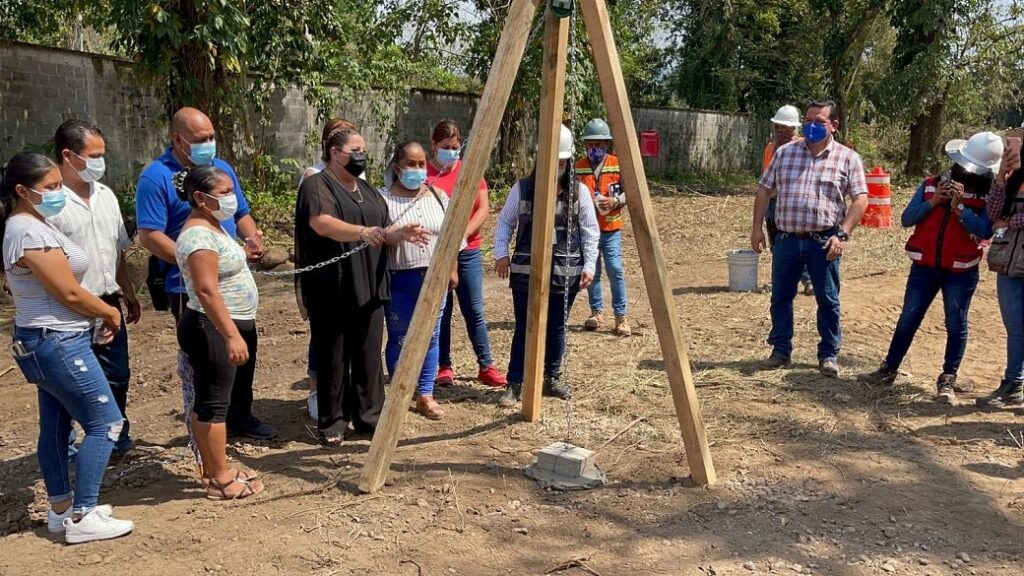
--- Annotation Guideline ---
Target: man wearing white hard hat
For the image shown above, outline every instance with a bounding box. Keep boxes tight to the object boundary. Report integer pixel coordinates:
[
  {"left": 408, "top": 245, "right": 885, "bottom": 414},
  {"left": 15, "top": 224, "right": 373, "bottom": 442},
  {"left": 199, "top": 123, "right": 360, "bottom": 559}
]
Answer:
[
  {"left": 762, "top": 104, "right": 812, "bottom": 295},
  {"left": 864, "top": 131, "right": 998, "bottom": 404},
  {"left": 493, "top": 124, "right": 600, "bottom": 407},
  {"left": 977, "top": 132, "right": 1024, "bottom": 408},
  {"left": 751, "top": 99, "right": 869, "bottom": 378}
]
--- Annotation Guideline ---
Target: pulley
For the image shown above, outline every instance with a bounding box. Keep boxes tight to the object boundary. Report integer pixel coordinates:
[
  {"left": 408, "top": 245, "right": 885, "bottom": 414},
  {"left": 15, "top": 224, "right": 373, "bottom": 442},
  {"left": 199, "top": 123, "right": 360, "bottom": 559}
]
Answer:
[{"left": 550, "top": 0, "right": 573, "bottom": 18}]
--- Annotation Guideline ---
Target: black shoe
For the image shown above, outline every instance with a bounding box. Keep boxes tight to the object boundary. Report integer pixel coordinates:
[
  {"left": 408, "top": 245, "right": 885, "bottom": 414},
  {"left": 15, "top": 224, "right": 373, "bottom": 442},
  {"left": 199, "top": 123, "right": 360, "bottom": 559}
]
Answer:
[
  {"left": 861, "top": 362, "right": 898, "bottom": 386},
  {"left": 498, "top": 382, "right": 522, "bottom": 408},
  {"left": 975, "top": 380, "right": 1024, "bottom": 408},
  {"left": 936, "top": 374, "right": 957, "bottom": 405},
  {"left": 227, "top": 416, "right": 277, "bottom": 440},
  {"left": 542, "top": 376, "right": 573, "bottom": 400}
]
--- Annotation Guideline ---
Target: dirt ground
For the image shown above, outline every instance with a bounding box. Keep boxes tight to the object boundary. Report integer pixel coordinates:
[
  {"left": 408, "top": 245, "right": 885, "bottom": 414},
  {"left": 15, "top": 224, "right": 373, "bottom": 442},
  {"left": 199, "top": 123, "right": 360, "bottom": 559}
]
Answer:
[{"left": 0, "top": 183, "right": 1022, "bottom": 576}]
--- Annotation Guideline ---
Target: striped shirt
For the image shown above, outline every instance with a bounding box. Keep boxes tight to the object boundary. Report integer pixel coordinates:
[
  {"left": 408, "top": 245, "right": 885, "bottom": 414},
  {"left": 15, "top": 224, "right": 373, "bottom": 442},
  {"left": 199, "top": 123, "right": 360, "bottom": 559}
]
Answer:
[
  {"left": 380, "top": 186, "right": 463, "bottom": 270},
  {"left": 759, "top": 139, "right": 868, "bottom": 233},
  {"left": 47, "top": 182, "right": 131, "bottom": 297},
  {"left": 3, "top": 214, "right": 92, "bottom": 331}
]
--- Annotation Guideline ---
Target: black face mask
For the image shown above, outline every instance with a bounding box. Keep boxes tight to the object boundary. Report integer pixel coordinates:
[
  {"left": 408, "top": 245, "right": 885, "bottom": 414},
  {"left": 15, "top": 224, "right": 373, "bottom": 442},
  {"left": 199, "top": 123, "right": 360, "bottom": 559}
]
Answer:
[
  {"left": 344, "top": 152, "right": 367, "bottom": 178},
  {"left": 951, "top": 163, "right": 993, "bottom": 196}
]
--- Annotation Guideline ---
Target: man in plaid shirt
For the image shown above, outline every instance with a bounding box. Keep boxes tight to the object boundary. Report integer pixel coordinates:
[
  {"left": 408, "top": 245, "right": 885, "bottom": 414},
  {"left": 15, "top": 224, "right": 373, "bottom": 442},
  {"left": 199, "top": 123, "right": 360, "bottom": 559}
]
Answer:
[{"left": 750, "top": 100, "right": 869, "bottom": 377}]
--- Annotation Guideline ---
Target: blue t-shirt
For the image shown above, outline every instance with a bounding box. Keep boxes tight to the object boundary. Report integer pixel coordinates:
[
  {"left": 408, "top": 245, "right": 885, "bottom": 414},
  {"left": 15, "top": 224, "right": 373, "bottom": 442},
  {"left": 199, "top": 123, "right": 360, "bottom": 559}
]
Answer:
[{"left": 135, "top": 148, "right": 252, "bottom": 293}]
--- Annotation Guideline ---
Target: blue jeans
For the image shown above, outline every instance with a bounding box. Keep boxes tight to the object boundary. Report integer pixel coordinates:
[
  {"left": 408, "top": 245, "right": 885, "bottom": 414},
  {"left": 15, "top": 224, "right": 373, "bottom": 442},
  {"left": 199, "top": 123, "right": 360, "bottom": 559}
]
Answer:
[
  {"left": 91, "top": 299, "right": 131, "bottom": 451},
  {"left": 439, "top": 248, "right": 494, "bottom": 368},
  {"left": 767, "top": 198, "right": 811, "bottom": 287},
  {"left": 769, "top": 232, "right": 842, "bottom": 361},
  {"left": 587, "top": 230, "right": 628, "bottom": 316},
  {"left": 13, "top": 328, "right": 123, "bottom": 513},
  {"left": 385, "top": 269, "right": 446, "bottom": 396},
  {"left": 507, "top": 288, "right": 578, "bottom": 383},
  {"left": 997, "top": 274, "right": 1024, "bottom": 383},
  {"left": 884, "top": 265, "right": 979, "bottom": 374}
]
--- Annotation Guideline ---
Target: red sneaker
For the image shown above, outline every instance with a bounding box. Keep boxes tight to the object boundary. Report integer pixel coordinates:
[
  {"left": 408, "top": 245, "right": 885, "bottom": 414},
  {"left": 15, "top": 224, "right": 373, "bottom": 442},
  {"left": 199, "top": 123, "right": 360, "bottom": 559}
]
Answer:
[
  {"left": 478, "top": 365, "right": 507, "bottom": 388},
  {"left": 436, "top": 366, "right": 455, "bottom": 387}
]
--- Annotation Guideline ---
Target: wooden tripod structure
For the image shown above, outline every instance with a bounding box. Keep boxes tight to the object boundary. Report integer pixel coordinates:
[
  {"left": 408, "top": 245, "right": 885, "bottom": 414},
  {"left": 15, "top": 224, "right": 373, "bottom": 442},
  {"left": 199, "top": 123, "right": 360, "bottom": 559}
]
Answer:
[{"left": 358, "top": 0, "right": 716, "bottom": 493}]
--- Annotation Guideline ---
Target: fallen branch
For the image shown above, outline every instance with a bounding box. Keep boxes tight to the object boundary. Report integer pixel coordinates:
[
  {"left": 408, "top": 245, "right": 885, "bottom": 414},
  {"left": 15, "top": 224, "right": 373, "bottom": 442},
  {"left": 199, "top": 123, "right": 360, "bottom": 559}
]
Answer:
[
  {"left": 400, "top": 559, "right": 423, "bottom": 576},
  {"left": 0, "top": 366, "right": 14, "bottom": 378},
  {"left": 546, "top": 556, "right": 602, "bottom": 576},
  {"left": 593, "top": 417, "right": 646, "bottom": 454}
]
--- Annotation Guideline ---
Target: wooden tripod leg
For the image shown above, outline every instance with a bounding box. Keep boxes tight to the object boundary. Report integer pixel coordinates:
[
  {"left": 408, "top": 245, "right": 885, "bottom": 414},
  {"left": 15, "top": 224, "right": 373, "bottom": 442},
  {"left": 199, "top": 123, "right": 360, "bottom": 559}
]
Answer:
[
  {"left": 521, "top": 9, "right": 570, "bottom": 423},
  {"left": 579, "top": 0, "right": 717, "bottom": 486},
  {"left": 358, "top": 0, "right": 543, "bottom": 494}
]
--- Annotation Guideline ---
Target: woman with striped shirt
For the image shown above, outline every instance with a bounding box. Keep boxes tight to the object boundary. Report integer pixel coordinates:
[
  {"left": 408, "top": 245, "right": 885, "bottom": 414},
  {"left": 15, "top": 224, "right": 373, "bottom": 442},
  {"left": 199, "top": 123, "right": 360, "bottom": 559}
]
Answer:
[
  {"left": 1, "top": 152, "right": 133, "bottom": 543},
  {"left": 380, "top": 141, "right": 459, "bottom": 420}
]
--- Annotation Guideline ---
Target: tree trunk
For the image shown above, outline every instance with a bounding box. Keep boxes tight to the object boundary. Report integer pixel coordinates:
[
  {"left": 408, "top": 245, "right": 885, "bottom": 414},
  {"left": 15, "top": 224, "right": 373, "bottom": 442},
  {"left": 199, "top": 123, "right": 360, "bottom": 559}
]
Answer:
[{"left": 905, "top": 98, "right": 945, "bottom": 176}]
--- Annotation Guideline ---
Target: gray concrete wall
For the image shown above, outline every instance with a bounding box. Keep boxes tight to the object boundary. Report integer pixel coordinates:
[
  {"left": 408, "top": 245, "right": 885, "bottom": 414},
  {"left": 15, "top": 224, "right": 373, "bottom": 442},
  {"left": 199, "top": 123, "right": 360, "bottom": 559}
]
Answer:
[{"left": 1, "top": 41, "right": 765, "bottom": 192}]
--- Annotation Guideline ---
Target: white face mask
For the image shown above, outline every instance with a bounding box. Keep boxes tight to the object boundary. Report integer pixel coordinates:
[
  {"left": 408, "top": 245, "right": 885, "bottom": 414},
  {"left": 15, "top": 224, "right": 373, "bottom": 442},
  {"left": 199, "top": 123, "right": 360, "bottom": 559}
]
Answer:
[
  {"left": 73, "top": 152, "right": 106, "bottom": 183},
  {"left": 203, "top": 192, "right": 238, "bottom": 221}
]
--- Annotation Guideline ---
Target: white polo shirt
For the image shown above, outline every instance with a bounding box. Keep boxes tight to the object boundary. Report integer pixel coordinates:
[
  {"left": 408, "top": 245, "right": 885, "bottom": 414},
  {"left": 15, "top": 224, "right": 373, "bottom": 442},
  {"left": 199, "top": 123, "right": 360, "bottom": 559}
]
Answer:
[{"left": 47, "top": 182, "right": 132, "bottom": 297}]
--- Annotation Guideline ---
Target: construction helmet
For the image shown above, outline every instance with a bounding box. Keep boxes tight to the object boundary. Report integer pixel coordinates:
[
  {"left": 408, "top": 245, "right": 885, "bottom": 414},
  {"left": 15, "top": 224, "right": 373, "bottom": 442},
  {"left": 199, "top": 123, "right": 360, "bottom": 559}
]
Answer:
[
  {"left": 945, "top": 131, "right": 1004, "bottom": 175},
  {"left": 770, "top": 105, "right": 802, "bottom": 128},
  {"left": 558, "top": 124, "right": 575, "bottom": 159},
  {"left": 583, "top": 118, "right": 613, "bottom": 141}
]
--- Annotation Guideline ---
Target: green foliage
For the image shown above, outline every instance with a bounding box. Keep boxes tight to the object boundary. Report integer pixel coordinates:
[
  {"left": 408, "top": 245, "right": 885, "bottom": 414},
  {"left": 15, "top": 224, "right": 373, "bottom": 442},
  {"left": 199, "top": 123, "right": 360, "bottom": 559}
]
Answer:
[{"left": 240, "top": 154, "right": 302, "bottom": 233}]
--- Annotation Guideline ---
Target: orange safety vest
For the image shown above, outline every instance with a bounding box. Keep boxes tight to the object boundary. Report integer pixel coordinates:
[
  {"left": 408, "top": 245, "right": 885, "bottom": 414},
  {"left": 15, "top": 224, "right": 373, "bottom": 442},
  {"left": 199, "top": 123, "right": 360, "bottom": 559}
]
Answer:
[
  {"left": 762, "top": 142, "right": 776, "bottom": 174},
  {"left": 575, "top": 155, "right": 623, "bottom": 232}
]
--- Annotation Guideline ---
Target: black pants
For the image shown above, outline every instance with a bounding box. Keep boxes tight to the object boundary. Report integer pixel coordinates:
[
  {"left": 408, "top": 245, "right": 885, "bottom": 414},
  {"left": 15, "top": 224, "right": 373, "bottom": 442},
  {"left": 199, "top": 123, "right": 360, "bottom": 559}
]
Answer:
[
  {"left": 175, "top": 304, "right": 257, "bottom": 425},
  {"left": 309, "top": 297, "right": 385, "bottom": 435}
]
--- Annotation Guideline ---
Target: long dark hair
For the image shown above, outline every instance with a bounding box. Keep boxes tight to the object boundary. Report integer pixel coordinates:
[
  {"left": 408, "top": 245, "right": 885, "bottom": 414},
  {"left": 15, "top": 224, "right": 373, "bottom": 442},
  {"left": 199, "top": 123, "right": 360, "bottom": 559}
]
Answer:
[
  {"left": 1005, "top": 167, "right": 1024, "bottom": 217},
  {"left": 0, "top": 152, "right": 58, "bottom": 222}
]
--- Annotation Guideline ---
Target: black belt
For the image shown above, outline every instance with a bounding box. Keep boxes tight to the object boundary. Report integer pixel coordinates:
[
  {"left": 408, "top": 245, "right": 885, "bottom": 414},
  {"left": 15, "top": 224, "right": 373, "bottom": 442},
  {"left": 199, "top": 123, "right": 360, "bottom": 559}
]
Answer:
[{"left": 778, "top": 227, "right": 837, "bottom": 240}]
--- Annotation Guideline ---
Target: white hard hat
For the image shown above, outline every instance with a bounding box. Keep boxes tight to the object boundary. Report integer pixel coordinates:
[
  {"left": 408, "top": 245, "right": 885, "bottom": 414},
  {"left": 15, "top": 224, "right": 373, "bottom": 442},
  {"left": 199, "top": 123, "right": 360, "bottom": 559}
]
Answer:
[
  {"left": 771, "top": 105, "right": 802, "bottom": 128},
  {"left": 945, "top": 131, "right": 1004, "bottom": 175},
  {"left": 558, "top": 124, "right": 574, "bottom": 159}
]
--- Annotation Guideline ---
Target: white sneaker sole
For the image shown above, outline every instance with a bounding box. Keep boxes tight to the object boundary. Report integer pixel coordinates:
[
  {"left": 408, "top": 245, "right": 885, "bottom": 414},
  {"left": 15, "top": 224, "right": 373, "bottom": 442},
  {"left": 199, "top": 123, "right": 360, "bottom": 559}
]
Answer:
[{"left": 65, "top": 523, "right": 133, "bottom": 544}]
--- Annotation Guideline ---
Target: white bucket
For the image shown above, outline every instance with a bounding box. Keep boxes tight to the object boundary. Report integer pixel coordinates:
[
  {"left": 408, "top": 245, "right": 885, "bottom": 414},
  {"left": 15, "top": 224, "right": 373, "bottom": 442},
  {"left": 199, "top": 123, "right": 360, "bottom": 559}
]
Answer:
[{"left": 726, "top": 249, "right": 759, "bottom": 292}]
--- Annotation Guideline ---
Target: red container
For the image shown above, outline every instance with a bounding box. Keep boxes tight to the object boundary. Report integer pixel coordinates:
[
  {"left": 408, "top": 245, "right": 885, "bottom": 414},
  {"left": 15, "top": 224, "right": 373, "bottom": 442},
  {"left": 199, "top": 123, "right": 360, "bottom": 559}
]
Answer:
[
  {"left": 640, "top": 131, "right": 660, "bottom": 157},
  {"left": 861, "top": 166, "right": 892, "bottom": 228}
]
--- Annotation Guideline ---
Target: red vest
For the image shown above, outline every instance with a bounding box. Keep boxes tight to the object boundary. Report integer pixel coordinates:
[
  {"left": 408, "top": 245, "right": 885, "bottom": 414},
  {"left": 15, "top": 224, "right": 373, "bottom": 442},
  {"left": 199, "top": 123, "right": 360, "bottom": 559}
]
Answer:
[{"left": 904, "top": 176, "right": 987, "bottom": 272}]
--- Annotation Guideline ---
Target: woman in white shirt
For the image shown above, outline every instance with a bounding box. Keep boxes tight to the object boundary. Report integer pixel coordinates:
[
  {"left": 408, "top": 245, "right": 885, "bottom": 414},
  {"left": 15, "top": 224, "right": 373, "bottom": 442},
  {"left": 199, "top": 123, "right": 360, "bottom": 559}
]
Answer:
[
  {"left": 380, "top": 141, "right": 458, "bottom": 420},
  {"left": 1, "top": 152, "right": 132, "bottom": 543}
]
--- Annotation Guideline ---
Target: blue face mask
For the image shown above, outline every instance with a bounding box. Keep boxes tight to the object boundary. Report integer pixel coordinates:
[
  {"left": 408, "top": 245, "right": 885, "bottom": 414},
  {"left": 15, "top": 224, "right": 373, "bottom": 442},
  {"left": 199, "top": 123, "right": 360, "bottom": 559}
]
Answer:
[
  {"left": 399, "top": 168, "right": 428, "bottom": 190},
  {"left": 437, "top": 148, "right": 461, "bottom": 167},
  {"left": 587, "top": 146, "right": 607, "bottom": 165},
  {"left": 30, "top": 187, "right": 67, "bottom": 218},
  {"left": 802, "top": 122, "right": 830, "bottom": 144},
  {"left": 186, "top": 139, "right": 217, "bottom": 165}
]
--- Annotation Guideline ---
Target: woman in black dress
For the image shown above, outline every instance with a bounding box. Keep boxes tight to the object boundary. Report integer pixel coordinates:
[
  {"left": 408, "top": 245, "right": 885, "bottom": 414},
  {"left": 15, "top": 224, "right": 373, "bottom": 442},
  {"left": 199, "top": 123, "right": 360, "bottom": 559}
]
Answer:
[{"left": 295, "top": 125, "right": 427, "bottom": 443}]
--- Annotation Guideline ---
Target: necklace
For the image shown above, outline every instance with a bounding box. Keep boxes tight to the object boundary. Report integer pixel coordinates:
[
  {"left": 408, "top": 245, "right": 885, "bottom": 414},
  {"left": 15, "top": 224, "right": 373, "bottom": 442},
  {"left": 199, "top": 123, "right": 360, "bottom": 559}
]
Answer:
[{"left": 326, "top": 167, "right": 364, "bottom": 203}]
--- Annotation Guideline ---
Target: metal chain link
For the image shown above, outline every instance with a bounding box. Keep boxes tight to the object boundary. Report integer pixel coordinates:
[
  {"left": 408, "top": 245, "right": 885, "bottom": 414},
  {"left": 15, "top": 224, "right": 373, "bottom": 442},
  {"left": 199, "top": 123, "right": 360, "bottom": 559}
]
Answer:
[
  {"left": 251, "top": 184, "right": 434, "bottom": 277},
  {"left": 111, "top": 453, "right": 185, "bottom": 482},
  {"left": 563, "top": 1, "right": 580, "bottom": 445}
]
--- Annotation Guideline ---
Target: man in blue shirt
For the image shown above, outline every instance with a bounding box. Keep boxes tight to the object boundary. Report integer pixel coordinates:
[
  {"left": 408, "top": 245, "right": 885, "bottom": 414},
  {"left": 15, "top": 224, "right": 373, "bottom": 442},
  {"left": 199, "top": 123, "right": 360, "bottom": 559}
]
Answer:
[{"left": 136, "top": 107, "right": 276, "bottom": 441}]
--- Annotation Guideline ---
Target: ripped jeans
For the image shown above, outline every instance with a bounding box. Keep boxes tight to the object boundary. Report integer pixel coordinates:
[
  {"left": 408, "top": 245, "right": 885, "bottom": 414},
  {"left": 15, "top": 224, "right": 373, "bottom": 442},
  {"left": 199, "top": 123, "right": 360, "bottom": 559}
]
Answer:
[{"left": 12, "top": 327, "right": 123, "bottom": 513}]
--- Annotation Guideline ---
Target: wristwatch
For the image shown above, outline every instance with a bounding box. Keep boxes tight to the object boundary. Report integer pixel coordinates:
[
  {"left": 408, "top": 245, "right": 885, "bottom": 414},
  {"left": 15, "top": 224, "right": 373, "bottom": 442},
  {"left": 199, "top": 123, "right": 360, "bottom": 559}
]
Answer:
[{"left": 836, "top": 230, "right": 850, "bottom": 242}]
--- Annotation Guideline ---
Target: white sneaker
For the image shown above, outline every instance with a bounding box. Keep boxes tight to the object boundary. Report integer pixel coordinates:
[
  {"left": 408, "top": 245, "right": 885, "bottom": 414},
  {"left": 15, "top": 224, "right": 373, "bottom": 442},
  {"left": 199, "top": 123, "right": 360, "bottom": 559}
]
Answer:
[
  {"left": 63, "top": 506, "right": 133, "bottom": 544},
  {"left": 307, "top": 391, "right": 318, "bottom": 421},
  {"left": 48, "top": 504, "right": 112, "bottom": 533}
]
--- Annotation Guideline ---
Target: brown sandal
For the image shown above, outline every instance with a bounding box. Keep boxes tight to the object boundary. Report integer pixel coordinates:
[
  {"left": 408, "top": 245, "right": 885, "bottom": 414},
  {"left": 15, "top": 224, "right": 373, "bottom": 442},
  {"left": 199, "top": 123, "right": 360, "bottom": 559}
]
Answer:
[
  {"left": 414, "top": 396, "right": 445, "bottom": 420},
  {"left": 202, "top": 469, "right": 259, "bottom": 488},
  {"left": 206, "top": 471, "right": 264, "bottom": 501}
]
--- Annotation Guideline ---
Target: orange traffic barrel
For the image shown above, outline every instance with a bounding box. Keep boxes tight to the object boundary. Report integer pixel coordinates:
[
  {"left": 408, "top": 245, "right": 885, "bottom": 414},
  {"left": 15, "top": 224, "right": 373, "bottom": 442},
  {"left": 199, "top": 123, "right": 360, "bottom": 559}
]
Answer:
[{"left": 861, "top": 166, "right": 892, "bottom": 228}]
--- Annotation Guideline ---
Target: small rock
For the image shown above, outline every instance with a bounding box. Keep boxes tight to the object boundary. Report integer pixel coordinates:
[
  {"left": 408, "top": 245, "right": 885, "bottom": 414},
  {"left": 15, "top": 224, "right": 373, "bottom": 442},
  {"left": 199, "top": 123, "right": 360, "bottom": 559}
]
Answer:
[
  {"left": 743, "top": 561, "right": 756, "bottom": 571},
  {"left": 511, "top": 499, "right": 521, "bottom": 509},
  {"left": 416, "top": 499, "right": 428, "bottom": 508},
  {"left": 883, "top": 527, "right": 897, "bottom": 539},
  {"left": 880, "top": 563, "right": 896, "bottom": 573},
  {"left": 790, "top": 564, "right": 802, "bottom": 573},
  {"left": 259, "top": 246, "right": 290, "bottom": 269},
  {"left": 84, "top": 554, "right": 103, "bottom": 565},
  {"left": 513, "top": 527, "right": 528, "bottom": 535},
  {"left": 956, "top": 552, "right": 971, "bottom": 563},
  {"left": 834, "top": 393, "right": 852, "bottom": 403},
  {"left": 918, "top": 558, "right": 930, "bottom": 566}
]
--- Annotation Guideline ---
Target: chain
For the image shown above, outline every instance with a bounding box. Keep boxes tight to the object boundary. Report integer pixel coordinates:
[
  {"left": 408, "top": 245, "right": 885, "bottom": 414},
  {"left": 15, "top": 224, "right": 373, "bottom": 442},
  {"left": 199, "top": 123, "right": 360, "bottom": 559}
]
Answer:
[
  {"left": 251, "top": 183, "right": 435, "bottom": 277},
  {"left": 562, "top": 1, "right": 579, "bottom": 445}
]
